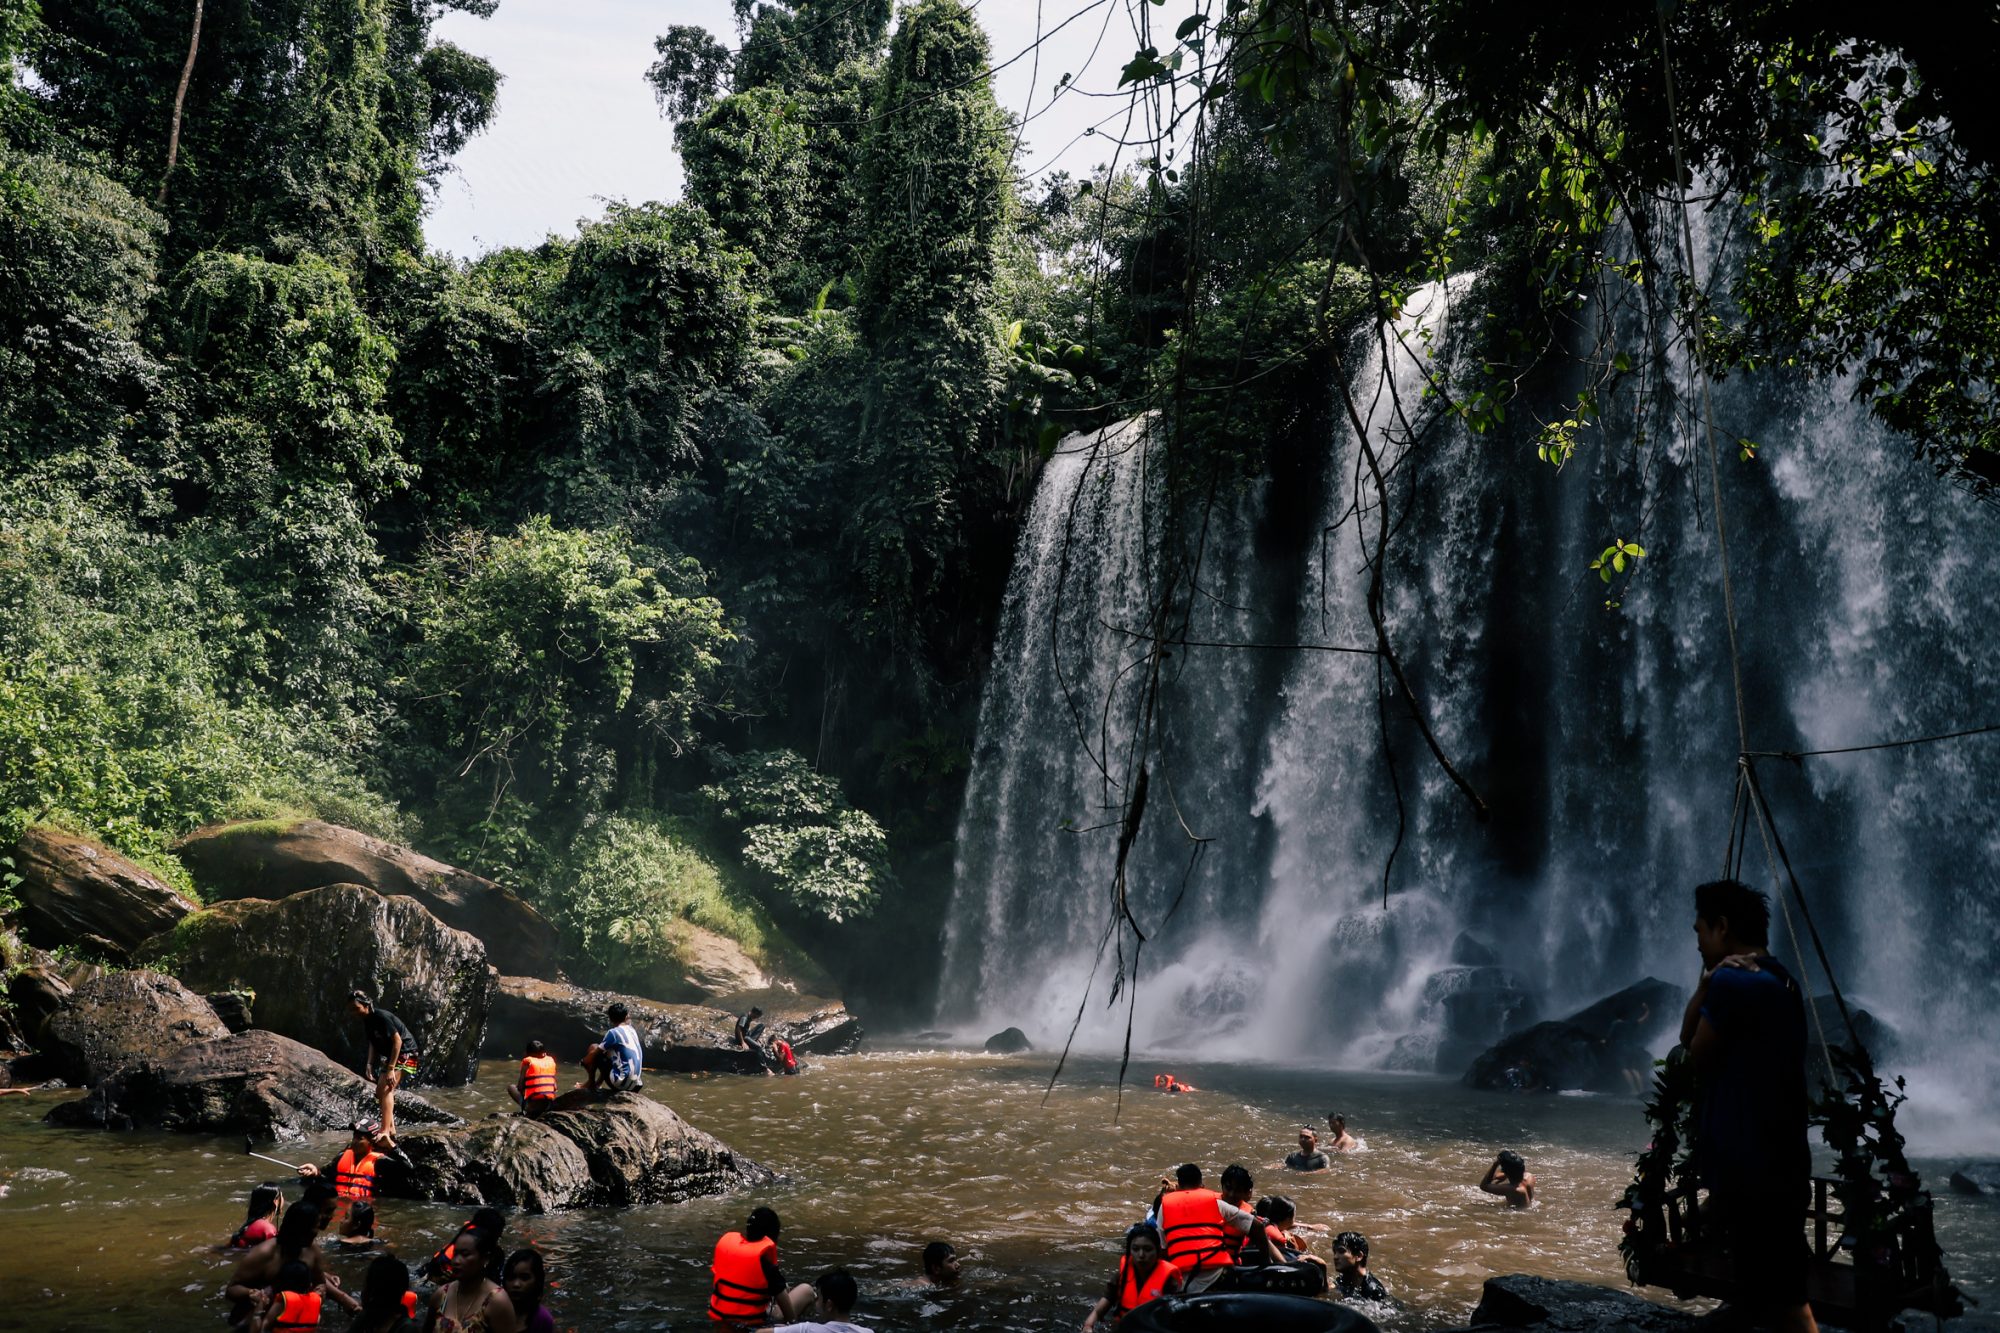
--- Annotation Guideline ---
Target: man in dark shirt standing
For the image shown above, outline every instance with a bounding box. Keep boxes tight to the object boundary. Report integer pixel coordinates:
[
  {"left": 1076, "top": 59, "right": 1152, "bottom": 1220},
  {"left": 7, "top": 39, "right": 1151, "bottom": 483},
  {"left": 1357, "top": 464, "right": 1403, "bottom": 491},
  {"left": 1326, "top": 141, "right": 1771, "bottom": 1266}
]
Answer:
[
  {"left": 1679, "top": 879, "right": 1817, "bottom": 1333},
  {"left": 350, "top": 989, "right": 421, "bottom": 1147}
]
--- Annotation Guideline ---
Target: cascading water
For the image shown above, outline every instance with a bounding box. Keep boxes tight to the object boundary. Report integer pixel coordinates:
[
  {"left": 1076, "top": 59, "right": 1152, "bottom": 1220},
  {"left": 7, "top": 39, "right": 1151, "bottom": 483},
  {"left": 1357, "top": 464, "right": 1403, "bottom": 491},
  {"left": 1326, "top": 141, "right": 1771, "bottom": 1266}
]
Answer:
[{"left": 942, "top": 233, "right": 2000, "bottom": 1134}]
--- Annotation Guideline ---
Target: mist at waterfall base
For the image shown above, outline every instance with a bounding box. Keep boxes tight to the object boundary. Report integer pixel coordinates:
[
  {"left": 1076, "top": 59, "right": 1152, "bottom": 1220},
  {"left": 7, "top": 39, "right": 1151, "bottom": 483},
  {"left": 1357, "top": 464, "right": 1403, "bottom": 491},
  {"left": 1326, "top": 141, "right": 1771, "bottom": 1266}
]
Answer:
[{"left": 939, "top": 259, "right": 2000, "bottom": 1153}]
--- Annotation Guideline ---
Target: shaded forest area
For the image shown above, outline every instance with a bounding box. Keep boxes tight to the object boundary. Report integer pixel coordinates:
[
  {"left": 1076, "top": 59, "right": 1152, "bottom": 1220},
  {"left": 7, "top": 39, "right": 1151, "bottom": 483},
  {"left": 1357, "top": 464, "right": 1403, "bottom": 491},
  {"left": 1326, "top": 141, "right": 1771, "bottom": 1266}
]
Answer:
[{"left": 1, "top": 0, "right": 1993, "bottom": 1014}]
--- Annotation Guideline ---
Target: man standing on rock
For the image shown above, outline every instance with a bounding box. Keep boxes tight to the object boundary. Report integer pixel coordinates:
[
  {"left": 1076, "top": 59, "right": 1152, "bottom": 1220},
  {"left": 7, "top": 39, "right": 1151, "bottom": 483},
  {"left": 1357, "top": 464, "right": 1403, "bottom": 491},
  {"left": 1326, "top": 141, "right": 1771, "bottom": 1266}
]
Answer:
[
  {"left": 350, "top": 990, "right": 420, "bottom": 1146},
  {"left": 1680, "top": 878, "right": 1817, "bottom": 1333}
]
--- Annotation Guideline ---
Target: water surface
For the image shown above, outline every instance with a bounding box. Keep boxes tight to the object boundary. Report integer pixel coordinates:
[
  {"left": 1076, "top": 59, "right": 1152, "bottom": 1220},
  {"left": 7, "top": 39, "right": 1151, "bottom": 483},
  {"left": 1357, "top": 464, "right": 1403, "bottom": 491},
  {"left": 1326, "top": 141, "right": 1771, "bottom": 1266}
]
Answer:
[{"left": 2, "top": 1049, "right": 1994, "bottom": 1330}]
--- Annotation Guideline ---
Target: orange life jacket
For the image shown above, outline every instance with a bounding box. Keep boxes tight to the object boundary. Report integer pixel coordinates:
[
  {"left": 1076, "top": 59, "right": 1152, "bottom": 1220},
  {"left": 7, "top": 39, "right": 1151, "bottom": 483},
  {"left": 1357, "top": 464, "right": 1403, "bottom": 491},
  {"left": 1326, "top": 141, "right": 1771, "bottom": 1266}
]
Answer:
[
  {"left": 520, "top": 1054, "right": 557, "bottom": 1102},
  {"left": 333, "top": 1148, "right": 380, "bottom": 1200},
  {"left": 708, "top": 1231, "right": 776, "bottom": 1324},
  {"left": 401, "top": 1291, "right": 419, "bottom": 1318},
  {"left": 273, "top": 1290, "right": 322, "bottom": 1330},
  {"left": 1116, "top": 1256, "right": 1180, "bottom": 1314},
  {"left": 1159, "top": 1188, "right": 1234, "bottom": 1271}
]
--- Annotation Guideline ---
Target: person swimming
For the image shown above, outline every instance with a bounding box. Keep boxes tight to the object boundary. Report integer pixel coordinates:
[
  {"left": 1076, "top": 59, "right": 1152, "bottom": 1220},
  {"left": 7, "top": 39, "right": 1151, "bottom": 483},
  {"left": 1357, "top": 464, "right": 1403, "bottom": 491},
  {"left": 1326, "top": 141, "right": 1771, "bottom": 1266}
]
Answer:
[
  {"left": 228, "top": 1182, "right": 284, "bottom": 1249},
  {"left": 1479, "top": 1150, "right": 1536, "bottom": 1206}
]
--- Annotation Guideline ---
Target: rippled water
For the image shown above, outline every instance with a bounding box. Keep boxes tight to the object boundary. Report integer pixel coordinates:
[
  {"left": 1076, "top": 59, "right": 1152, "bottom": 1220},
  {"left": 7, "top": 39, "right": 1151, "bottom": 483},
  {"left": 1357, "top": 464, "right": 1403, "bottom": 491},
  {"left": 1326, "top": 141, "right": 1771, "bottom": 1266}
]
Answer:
[{"left": 3, "top": 1050, "right": 1995, "bottom": 1330}]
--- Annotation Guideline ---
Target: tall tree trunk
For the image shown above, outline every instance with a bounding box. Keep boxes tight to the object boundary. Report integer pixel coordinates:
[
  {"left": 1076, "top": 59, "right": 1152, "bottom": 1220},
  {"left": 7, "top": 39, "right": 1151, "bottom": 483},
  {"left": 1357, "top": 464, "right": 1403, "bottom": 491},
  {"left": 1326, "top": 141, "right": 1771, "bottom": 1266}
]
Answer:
[{"left": 157, "top": 0, "right": 204, "bottom": 207}]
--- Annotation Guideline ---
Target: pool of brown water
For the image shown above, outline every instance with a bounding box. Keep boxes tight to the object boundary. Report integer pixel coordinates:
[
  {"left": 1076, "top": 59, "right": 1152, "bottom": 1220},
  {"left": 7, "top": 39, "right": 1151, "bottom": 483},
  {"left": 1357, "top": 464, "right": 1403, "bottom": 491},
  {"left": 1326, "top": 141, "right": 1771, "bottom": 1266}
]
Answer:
[{"left": 2, "top": 1048, "right": 1994, "bottom": 1330}]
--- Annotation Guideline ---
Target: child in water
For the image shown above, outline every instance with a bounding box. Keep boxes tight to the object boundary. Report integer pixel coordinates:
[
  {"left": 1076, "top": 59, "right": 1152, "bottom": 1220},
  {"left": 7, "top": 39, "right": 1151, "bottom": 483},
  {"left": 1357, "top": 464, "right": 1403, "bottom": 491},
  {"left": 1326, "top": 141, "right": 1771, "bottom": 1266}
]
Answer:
[{"left": 504, "top": 1248, "right": 555, "bottom": 1333}]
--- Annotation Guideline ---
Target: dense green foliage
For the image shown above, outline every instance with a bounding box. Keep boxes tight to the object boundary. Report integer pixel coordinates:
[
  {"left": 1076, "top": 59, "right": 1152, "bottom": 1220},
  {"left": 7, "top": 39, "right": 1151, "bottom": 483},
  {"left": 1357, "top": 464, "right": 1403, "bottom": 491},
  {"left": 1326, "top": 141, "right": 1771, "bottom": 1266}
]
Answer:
[{"left": 1, "top": 0, "right": 1990, "bottom": 1006}]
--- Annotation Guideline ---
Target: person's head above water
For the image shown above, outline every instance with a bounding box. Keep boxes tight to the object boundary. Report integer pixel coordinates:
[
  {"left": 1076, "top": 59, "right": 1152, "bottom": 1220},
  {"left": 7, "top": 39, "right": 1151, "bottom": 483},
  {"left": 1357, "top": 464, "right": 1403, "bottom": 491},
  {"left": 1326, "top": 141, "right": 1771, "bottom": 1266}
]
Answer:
[
  {"left": 504, "top": 1248, "right": 545, "bottom": 1311},
  {"left": 451, "top": 1225, "right": 496, "bottom": 1283},
  {"left": 245, "top": 1181, "right": 283, "bottom": 1224},
  {"left": 1173, "top": 1163, "right": 1203, "bottom": 1189},
  {"left": 1694, "top": 877, "right": 1771, "bottom": 965},
  {"left": 1124, "top": 1222, "right": 1164, "bottom": 1265},
  {"left": 343, "top": 1201, "right": 376, "bottom": 1237},
  {"left": 1332, "top": 1231, "right": 1370, "bottom": 1270},
  {"left": 1297, "top": 1128, "right": 1319, "bottom": 1152},
  {"left": 1261, "top": 1195, "right": 1297, "bottom": 1226},
  {"left": 745, "top": 1205, "right": 782, "bottom": 1242},
  {"left": 275, "top": 1202, "right": 321, "bottom": 1259},
  {"left": 361, "top": 1255, "right": 411, "bottom": 1314},
  {"left": 1497, "top": 1150, "right": 1527, "bottom": 1183},
  {"left": 812, "top": 1268, "right": 858, "bottom": 1317},
  {"left": 1327, "top": 1112, "right": 1347, "bottom": 1132},
  {"left": 921, "top": 1241, "right": 960, "bottom": 1284},
  {"left": 350, "top": 1120, "right": 379, "bottom": 1149},
  {"left": 607, "top": 1002, "right": 629, "bottom": 1024}
]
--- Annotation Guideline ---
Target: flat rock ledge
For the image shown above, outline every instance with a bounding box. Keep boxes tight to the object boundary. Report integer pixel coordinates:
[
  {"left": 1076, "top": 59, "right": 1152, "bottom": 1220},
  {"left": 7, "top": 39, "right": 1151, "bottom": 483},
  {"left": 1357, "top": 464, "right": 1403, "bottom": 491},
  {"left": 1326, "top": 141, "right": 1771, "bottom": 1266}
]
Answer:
[
  {"left": 483, "top": 975, "right": 860, "bottom": 1073},
  {"left": 1443, "top": 1275, "right": 1989, "bottom": 1333},
  {"left": 380, "top": 1089, "right": 774, "bottom": 1213},
  {"left": 44, "top": 1029, "right": 456, "bottom": 1140}
]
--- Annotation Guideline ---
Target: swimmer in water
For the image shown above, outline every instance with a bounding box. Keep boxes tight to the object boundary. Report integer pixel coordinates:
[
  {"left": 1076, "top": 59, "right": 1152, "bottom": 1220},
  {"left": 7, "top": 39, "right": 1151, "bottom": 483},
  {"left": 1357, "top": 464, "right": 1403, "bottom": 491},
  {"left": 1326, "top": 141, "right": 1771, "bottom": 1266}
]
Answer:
[
  {"left": 920, "top": 1241, "right": 961, "bottom": 1287},
  {"left": 1479, "top": 1150, "right": 1536, "bottom": 1207},
  {"left": 1324, "top": 1113, "right": 1357, "bottom": 1152},
  {"left": 505, "top": 1248, "right": 555, "bottom": 1333},
  {"left": 1284, "top": 1128, "right": 1330, "bottom": 1172}
]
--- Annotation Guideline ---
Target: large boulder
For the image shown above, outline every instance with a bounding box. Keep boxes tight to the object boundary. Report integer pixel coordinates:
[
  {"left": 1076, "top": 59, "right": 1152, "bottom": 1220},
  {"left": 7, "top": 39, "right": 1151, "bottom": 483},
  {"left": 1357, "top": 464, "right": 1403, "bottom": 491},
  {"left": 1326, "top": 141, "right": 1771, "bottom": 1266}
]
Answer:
[
  {"left": 5, "top": 826, "right": 197, "bottom": 962},
  {"left": 1948, "top": 1162, "right": 2000, "bottom": 1197},
  {"left": 984, "top": 1026, "right": 1033, "bottom": 1054},
  {"left": 173, "top": 819, "right": 559, "bottom": 977},
  {"left": 44, "top": 1029, "right": 456, "bottom": 1139},
  {"left": 379, "top": 1089, "right": 774, "bottom": 1212},
  {"left": 143, "top": 884, "right": 494, "bottom": 1085},
  {"left": 482, "top": 976, "right": 860, "bottom": 1072},
  {"left": 382, "top": 1114, "right": 595, "bottom": 1213},
  {"left": 40, "top": 970, "right": 230, "bottom": 1085},
  {"left": 1463, "top": 978, "right": 1685, "bottom": 1092},
  {"left": 7, "top": 964, "right": 73, "bottom": 1050},
  {"left": 1465, "top": 1275, "right": 1691, "bottom": 1333}
]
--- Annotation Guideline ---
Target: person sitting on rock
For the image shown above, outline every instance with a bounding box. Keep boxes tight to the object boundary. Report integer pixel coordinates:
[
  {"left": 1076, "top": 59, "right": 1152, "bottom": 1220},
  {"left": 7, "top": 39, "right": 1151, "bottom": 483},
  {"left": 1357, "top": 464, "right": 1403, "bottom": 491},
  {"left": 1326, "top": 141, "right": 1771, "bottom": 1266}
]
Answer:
[
  {"left": 920, "top": 1241, "right": 961, "bottom": 1287},
  {"left": 581, "top": 1003, "right": 644, "bottom": 1093},
  {"left": 1479, "top": 1150, "right": 1535, "bottom": 1207},
  {"left": 227, "top": 1182, "right": 284, "bottom": 1250},
  {"left": 762, "top": 1267, "right": 870, "bottom": 1333},
  {"left": 734, "top": 1006, "right": 765, "bottom": 1048},
  {"left": 1330, "top": 1231, "right": 1389, "bottom": 1301},
  {"left": 710, "top": 1206, "right": 801, "bottom": 1328},
  {"left": 1284, "top": 1128, "right": 1330, "bottom": 1172},
  {"left": 349, "top": 991, "right": 421, "bottom": 1147},
  {"left": 298, "top": 1121, "right": 385, "bottom": 1203},
  {"left": 509, "top": 1040, "right": 558, "bottom": 1116},
  {"left": 1324, "top": 1113, "right": 1358, "bottom": 1152}
]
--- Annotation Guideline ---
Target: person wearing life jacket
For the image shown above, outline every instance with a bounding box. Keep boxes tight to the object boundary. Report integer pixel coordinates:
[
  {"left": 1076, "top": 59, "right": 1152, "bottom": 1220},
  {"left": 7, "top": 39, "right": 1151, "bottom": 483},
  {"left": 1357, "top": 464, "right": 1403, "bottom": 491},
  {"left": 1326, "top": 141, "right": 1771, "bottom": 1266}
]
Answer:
[
  {"left": 257, "top": 1261, "right": 324, "bottom": 1333},
  {"left": 1153, "top": 1163, "right": 1282, "bottom": 1293},
  {"left": 1084, "top": 1222, "right": 1184, "bottom": 1330},
  {"left": 298, "top": 1122, "right": 384, "bottom": 1202},
  {"left": 709, "top": 1206, "right": 799, "bottom": 1328},
  {"left": 226, "top": 1184, "right": 354, "bottom": 1329},
  {"left": 510, "top": 1040, "right": 559, "bottom": 1116}
]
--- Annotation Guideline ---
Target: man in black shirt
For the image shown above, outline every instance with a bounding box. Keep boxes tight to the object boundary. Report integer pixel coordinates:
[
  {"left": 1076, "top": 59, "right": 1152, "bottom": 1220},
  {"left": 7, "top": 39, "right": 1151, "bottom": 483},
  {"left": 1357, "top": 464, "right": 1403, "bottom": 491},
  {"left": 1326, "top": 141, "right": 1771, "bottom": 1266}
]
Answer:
[
  {"left": 1331, "top": 1232, "right": 1389, "bottom": 1301},
  {"left": 1283, "top": 1128, "right": 1330, "bottom": 1172},
  {"left": 350, "top": 990, "right": 421, "bottom": 1146}
]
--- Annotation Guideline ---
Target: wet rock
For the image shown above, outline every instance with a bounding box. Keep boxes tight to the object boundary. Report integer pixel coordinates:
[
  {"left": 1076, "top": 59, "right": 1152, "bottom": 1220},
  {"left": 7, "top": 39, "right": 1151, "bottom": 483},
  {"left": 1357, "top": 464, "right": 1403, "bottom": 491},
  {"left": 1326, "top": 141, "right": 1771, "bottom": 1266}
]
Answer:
[
  {"left": 482, "top": 976, "right": 860, "bottom": 1072},
  {"left": 984, "top": 1026, "right": 1033, "bottom": 1054},
  {"left": 40, "top": 970, "right": 229, "bottom": 1085},
  {"left": 174, "top": 819, "right": 560, "bottom": 977},
  {"left": 143, "top": 884, "right": 493, "bottom": 1085},
  {"left": 1806, "top": 996, "right": 1901, "bottom": 1093},
  {"left": 5, "top": 826, "right": 197, "bottom": 962},
  {"left": 207, "top": 991, "right": 256, "bottom": 1034},
  {"left": 1450, "top": 932, "right": 1500, "bottom": 967},
  {"left": 1463, "top": 978, "right": 1686, "bottom": 1092},
  {"left": 7, "top": 964, "right": 72, "bottom": 1049},
  {"left": 1466, "top": 1274, "right": 1691, "bottom": 1332},
  {"left": 1949, "top": 1162, "right": 2000, "bottom": 1197},
  {"left": 381, "top": 1114, "right": 595, "bottom": 1212},
  {"left": 43, "top": 1029, "right": 456, "bottom": 1139},
  {"left": 1436, "top": 967, "right": 1539, "bottom": 1071},
  {"left": 379, "top": 1090, "right": 773, "bottom": 1212}
]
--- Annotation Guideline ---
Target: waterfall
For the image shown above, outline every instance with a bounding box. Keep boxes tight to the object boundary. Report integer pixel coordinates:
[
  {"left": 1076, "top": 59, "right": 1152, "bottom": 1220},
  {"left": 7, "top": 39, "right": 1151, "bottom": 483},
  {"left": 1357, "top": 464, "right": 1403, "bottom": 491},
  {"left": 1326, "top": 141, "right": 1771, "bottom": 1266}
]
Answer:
[{"left": 942, "top": 247, "right": 2000, "bottom": 1121}]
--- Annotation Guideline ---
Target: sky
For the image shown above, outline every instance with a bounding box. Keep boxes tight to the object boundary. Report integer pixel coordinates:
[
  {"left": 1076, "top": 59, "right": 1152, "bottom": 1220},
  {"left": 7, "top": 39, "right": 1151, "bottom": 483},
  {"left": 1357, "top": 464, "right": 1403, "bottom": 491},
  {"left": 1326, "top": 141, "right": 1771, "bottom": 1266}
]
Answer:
[{"left": 424, "top": 0, "right": 1150, "bottom": 259}]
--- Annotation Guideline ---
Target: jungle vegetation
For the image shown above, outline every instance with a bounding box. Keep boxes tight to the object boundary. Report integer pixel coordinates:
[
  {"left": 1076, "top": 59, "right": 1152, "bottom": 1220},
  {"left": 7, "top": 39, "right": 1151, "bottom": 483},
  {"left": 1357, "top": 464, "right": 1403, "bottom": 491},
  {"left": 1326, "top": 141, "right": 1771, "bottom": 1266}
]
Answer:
[{"left": 0, "top": 0, "right": 1990, "bottom": 1011}]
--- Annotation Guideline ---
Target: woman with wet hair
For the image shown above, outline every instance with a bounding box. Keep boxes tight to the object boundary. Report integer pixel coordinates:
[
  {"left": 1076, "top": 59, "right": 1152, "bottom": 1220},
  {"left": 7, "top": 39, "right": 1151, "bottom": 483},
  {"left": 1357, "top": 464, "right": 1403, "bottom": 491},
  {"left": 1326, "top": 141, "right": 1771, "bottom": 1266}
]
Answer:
[
  {"left": 1083, "top": 1222, "right": 1184, "bottom": 1331},
  {"left": 433, "top": 1226, "right": 519, "bottom": 1333},
  {"left": 503, "top": 1249, "right": 555, "bottom": 1333},
  {"left": 228, "top": 1183, "right": 284, "bottom": 1250}
]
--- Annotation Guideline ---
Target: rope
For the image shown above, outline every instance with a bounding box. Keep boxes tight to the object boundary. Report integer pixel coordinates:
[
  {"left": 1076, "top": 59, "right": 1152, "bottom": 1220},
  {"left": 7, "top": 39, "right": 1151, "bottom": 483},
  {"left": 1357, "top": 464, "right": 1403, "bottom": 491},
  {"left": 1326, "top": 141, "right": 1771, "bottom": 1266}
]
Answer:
[
  {"left": 1745, "top": 721, "right": 2000, "bottom": 761},
  {"left": 1740, "top": 760, "right": 1841, "bottom": 1086}
]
